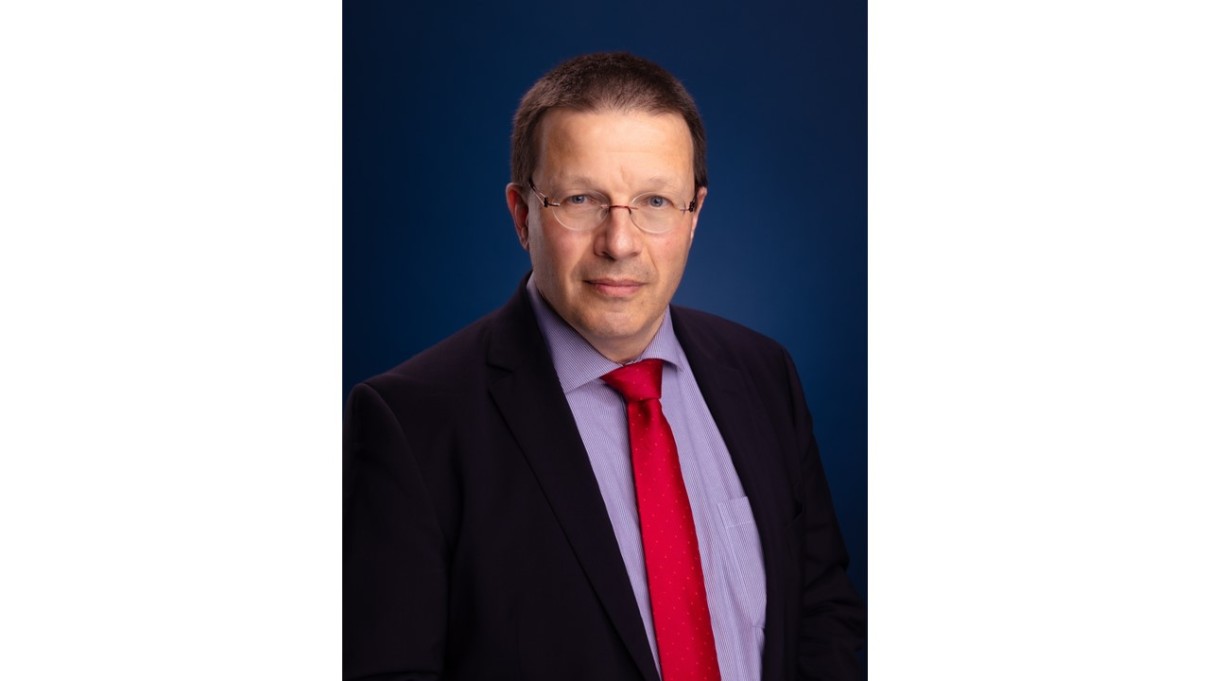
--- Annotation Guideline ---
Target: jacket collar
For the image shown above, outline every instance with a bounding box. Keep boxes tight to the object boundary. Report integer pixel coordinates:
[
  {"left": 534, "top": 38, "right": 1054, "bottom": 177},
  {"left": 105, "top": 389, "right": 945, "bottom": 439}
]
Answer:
[{"left": 485, "top": 277, "right": 661, "bottom": 681}]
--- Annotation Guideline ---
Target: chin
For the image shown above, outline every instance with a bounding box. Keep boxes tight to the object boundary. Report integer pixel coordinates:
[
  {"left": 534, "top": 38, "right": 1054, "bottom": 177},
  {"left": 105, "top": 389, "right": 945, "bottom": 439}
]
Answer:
[{"left": 581, "top": 316, "right": 650, "bottom": 344}]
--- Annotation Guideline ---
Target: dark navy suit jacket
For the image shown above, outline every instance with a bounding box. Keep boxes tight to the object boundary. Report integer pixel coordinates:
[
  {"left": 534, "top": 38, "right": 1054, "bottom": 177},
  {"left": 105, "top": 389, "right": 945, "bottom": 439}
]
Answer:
[{"left": 344, "top": 280, "right": 866, "bottom": 680}]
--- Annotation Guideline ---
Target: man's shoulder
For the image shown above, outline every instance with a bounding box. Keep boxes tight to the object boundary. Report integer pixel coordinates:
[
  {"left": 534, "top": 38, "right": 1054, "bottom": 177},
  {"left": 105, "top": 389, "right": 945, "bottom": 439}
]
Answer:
[
  {"left": 360, "top": 309, "right": 499, "bottom": 398},
  {"left": 669, "top": 304, "right": 808, "bottom": 403},
  {"left": 670, "top": 304, "right": 790, "bottom": 361},
  {"left": 352, "top": 284, "right": 542, "bottom": 407}
]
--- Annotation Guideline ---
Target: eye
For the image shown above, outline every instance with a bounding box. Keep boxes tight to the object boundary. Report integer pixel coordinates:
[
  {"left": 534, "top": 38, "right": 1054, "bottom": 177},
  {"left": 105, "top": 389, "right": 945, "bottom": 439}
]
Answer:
[
  {"left": 639, "top": 194, "right": 674, "bottom": 210},
  {"left": 562, "top": 193, "right": 602, "bottom": 207}
]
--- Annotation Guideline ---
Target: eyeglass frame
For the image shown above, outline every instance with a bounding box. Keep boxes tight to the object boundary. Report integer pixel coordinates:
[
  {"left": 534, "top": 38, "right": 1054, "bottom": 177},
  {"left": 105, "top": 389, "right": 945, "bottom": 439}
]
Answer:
[{"left": 527, "top": 180, "right": 699, "bottom": 234}]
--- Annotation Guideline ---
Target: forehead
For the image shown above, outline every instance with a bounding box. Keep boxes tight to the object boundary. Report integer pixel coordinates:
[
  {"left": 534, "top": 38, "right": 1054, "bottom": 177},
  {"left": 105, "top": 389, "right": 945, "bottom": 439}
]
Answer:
[{"left": 534, "top": 108, "right": 694, "bottom": 184}]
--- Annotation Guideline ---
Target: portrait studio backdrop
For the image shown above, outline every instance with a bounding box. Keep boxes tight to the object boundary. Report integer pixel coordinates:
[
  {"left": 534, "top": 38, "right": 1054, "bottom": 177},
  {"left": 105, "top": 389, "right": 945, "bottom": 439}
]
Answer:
[{"left": 344, "top": 0, "right": 867, "bottom": 600}]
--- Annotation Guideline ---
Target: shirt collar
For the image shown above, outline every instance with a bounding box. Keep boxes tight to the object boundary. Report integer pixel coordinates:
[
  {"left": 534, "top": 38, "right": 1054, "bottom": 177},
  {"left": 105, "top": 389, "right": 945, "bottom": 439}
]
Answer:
[{"left": 526, "top": 274, "right": 685, "bottom": 394}]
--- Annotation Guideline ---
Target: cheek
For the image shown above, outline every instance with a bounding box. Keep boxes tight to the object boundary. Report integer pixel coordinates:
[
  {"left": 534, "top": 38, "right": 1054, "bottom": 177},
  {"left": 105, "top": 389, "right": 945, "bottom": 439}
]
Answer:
[
  {"left": 541, "top": 230, "right": 589, "bottom": 276},
  {"left": 657, "top": 240, "right": 692, "bottom": 276},
  {"left": 529, "top": 241, "right": 573, "bottom": 301}
]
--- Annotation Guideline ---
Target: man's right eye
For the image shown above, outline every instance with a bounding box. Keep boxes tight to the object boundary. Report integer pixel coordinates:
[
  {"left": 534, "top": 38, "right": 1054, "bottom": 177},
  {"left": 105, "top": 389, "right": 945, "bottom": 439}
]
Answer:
[{"left": 564, "top": 194, "right": 593, "bottom": 206}]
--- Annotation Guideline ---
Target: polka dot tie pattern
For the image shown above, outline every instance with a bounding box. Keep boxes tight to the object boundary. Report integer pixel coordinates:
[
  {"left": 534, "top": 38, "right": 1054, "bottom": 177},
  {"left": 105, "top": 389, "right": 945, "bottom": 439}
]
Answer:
[{"left": 602, "top": 359, "right": 721, "bottom": 681}]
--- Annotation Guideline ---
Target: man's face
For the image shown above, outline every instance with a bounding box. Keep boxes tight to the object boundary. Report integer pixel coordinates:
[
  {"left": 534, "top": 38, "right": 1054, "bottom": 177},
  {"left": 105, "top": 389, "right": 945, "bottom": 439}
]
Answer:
[{"left": 506, "top": 109, "right": 707, "bottom": 363}]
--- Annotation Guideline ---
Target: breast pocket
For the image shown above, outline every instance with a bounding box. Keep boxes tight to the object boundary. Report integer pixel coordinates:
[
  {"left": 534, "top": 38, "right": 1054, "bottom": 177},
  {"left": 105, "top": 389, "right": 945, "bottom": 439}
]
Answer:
[{"left": 716, "top": 496, "right": 767, "bottom": 629}]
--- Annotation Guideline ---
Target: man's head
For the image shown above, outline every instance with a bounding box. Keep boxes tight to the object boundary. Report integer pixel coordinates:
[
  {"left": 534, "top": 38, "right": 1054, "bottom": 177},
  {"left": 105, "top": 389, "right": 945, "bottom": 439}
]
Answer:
[
  {"left": 509, "top": 52, "right": 708, "bottom": 192},
  {"left": 505, "top": 53, "right": 709, "bottom": 363}
]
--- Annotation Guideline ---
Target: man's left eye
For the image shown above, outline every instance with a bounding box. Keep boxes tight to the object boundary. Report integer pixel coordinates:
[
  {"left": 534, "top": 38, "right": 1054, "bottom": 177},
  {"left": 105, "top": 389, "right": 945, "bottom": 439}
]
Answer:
[{"left": 642, "top": 195, "right": 670, "bottom": 209}]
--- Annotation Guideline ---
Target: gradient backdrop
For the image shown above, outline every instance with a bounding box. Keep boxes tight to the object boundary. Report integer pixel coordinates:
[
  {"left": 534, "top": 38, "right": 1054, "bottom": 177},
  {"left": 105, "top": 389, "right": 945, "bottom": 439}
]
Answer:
[{"left": 344, "top": 0, "right": 867, "bottom": 601}]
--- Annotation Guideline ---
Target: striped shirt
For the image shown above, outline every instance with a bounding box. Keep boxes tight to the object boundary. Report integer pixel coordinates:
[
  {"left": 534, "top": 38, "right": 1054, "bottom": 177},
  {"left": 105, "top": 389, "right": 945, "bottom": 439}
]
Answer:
[{"left": 527, "top": 277, "right": 766, "bottom": 681}]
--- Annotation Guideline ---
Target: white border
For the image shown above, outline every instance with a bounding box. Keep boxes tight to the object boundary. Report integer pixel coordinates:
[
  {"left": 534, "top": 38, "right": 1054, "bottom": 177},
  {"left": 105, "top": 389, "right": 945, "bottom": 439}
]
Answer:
[
  {"left": 0, "top": 2, "right": 341, "bottom": 678},
  {"left": 871, "top": 0, "right": 1210, "bottom": 677}
]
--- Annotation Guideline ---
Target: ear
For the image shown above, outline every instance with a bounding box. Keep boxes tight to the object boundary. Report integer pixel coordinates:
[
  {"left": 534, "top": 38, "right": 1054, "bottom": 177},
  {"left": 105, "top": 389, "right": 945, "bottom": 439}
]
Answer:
[
  {"left": 505, "top": 183, "right": 531, "bottom": 251},
  {"left": 688, "top": 186, "right": 707, "bottom": 242}
]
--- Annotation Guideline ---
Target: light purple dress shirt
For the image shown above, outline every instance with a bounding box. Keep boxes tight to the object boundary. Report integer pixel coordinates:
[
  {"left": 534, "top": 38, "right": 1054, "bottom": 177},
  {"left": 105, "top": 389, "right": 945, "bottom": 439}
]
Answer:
[{"left": 527, "top": 276, "right": 767, "bottom": 681}]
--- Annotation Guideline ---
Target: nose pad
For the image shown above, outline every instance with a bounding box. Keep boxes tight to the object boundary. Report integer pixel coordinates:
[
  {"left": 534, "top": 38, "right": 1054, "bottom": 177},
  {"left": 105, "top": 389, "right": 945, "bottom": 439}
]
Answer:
[{"left": 604, "top": 204, "right": 635, "bottom": 228}]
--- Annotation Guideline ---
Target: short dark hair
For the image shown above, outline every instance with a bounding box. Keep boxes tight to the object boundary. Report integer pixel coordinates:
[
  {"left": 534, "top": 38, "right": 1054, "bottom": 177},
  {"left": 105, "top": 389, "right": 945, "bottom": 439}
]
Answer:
[{"left": 510, "top": 52, "right": 708, "bottom": 190}]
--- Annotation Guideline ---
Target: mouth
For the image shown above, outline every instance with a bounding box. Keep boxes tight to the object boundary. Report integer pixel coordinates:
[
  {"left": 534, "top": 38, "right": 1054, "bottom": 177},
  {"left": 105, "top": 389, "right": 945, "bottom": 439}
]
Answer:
[{"left": 585, "top": 278, "right": 644, "bottom": 298}]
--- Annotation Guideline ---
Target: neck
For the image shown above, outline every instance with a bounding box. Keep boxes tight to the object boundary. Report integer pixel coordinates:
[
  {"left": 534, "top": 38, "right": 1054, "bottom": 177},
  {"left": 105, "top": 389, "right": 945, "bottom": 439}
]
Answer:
[{"left": 591, "top": 341, "right": 646, "bottom": 365}]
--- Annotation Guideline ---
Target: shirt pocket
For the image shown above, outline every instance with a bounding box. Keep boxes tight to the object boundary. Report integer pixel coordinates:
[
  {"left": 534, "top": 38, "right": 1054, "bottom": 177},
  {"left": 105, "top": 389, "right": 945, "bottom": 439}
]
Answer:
[{"left": 716, "top": 495, "right": 767, "bottom": 629}]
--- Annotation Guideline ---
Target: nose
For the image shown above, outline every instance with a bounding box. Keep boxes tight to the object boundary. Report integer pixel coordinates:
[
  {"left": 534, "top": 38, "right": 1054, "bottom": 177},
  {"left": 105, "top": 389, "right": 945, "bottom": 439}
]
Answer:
[{"left": 595, "top": 204, "right": 642, "bottom": 260}]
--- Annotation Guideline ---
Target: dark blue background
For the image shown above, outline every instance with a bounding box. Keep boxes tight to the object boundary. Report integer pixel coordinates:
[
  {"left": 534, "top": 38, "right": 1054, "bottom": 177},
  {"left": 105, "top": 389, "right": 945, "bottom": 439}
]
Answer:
[{"left": 344, "top": 1, "right": 866, "bottom": 601}]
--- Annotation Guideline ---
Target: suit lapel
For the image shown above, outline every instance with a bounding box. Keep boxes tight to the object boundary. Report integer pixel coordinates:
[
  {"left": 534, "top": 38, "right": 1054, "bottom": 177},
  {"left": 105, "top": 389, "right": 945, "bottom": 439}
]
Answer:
[
  {"left": 486, "top": 286, "right": 660, "bottom": 681},
  {"left": 672, "top": 308, "right": 795, "bottom": 681}
]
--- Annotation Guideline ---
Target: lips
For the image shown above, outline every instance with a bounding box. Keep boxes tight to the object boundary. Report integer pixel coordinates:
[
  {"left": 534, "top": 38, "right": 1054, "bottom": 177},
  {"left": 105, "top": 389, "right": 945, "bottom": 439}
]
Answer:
[{"left": 586, "top": 278, "right": 644, "bottom": 297}]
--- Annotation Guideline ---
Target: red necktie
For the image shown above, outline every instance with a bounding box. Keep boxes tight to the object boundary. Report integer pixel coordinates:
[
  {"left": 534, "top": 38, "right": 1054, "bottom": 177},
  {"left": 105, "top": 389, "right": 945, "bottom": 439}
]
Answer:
[{"left": 602, "top": 359, "right": 721, "bottom": 681}]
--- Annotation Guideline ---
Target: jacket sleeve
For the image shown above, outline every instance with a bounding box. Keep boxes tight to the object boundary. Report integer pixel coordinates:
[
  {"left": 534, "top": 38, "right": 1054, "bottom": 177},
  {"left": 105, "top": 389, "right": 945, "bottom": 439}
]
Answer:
[
  {"left": 783, "top": 350, "right": 868, "bottom": 680},
  {"left": 344, "top": 382, "right": 447, "bottom": 681}
]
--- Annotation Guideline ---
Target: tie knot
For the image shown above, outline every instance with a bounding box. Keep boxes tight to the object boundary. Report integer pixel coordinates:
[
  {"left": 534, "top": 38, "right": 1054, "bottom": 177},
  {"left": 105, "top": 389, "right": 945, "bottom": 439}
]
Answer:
[{"left": 601, "top": 358, "right": 663, "bottom": 403}]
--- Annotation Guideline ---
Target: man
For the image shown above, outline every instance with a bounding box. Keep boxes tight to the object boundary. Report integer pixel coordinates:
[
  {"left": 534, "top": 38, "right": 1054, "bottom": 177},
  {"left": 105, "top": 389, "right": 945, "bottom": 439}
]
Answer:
[{"left": 345, "top": 52, "right": 866, "bottom": 680}]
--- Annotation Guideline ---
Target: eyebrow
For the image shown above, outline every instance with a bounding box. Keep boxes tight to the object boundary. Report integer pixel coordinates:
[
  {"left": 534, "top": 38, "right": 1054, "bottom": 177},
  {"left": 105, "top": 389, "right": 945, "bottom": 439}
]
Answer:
[
  {"left": 545, "top": 175, "right": 598, "bottom": 189},
  {"left": 546, "top": 175, "right": 684, "bottom": 192}
]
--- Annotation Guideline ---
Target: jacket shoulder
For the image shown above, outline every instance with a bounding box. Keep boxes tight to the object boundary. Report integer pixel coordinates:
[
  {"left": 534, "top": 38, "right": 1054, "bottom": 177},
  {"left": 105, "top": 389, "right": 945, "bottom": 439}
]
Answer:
[
  {"left": 367, "top": 312, "right": 496, "bottom": 392},
  {"left": 348, "top": 282, "right": 544, "bottom": 420},
  {"left": 343, "top": 307, "right": 507, "bottom": 471},
  {"left": 670, "top": 305, "right": 791, "bottom": 364}
]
